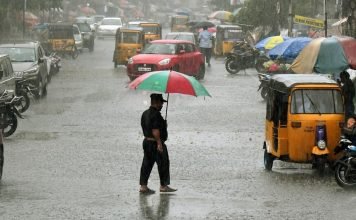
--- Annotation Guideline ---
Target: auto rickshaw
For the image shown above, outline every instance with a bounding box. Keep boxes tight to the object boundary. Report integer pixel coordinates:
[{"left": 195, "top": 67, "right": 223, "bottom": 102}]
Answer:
[
  {"left": 139, "top": 22, "right": 162, "bottom": 42},
  {"left": 214, "top": 25, "right": 245, "bottom": 56},
  {"left": 263, "top": 74, "right": 345, "bottom": 174},
  {"left": 170, "top": 15, "right": 189, "bottom": 32},
  {"left": 113, "top": 28, "right": 145, "bottom": 67},
  {"left": 47, "top": 23, "right": 78, "bottom": 59}
]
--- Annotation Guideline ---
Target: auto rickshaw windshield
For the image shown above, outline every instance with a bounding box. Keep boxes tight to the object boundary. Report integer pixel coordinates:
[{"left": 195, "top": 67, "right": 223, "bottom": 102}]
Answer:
[
  {"left": 223, "top": 29, "right": 244, "bottom": 40},
  {"left": 118, "top": 32, "right": 141, "bottom": 44},
  {"left": 142, "top": 26, "right": 160, "bottom": 34},
  {"left": 291, "top": 89, "right": 344, "bottom": 114}
]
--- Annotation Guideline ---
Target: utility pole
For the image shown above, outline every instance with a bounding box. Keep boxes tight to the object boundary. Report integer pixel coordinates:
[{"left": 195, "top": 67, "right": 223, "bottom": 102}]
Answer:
[
  {"left": 288, "top": 0, "right": 293, "bottom": 37},
  {"left": 324, "top": 0, "right": 327, "bottom": 37},
  {"left": 23, "top": 0, "right": 27, "bottom": 39}
]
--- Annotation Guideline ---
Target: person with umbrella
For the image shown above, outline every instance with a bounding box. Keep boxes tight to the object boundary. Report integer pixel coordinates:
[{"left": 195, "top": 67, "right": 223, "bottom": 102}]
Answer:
[
  {"left": 198, "top": 26, "right": 214, "bottom": 67},
  {"left": 139, "top": 93, "right": 177, "bottom": 194},
  {"left": 338, "top": 71, "right": 355, "bottom": 119}
]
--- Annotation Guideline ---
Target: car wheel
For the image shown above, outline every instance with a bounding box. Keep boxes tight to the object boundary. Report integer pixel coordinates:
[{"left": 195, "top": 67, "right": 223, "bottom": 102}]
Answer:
[
  {"left": 35, "top": 78, "right": 43, "bottom": 99},
  {"left": 72, "top": 46, "right": 79, "bottom": 59},
  {"left": 196, "top": 64, "right": 205, "bottom": 80},
  {"left": 42, "top": 82, "right": 47, "bottom": 97}
]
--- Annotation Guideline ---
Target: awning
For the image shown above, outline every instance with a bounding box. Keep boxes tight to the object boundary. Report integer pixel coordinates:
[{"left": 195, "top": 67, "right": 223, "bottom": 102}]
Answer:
[{"left": 332, "top": 17, "right": 348, "bottom": 27}]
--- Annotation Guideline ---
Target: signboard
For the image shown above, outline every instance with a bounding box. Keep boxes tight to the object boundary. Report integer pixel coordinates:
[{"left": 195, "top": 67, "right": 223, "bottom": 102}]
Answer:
[{"left": 294, "top": 15, "right": 324, "bottom": 29}]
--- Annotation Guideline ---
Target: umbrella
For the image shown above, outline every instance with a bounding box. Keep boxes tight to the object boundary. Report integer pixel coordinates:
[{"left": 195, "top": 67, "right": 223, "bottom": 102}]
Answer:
[
  {"left": 255, "top": 35, "right": 289, "bottom": 50},
  {"left": 198, "top": 27, "right": 216, "bottom": 33},
  {"left": 267, "top": 37, "right": 312, "bottom": 61},
  {"left": 290, "top": 36, "right": 356, "bottom": 74},
  {"left": 208, "top": 11, "right": 233, "bottom": 21},
  {"left": 194, "top": 21, "right": 215, "bottom": 28},
  {"left": 128, "top": 70, "right": 211, "bottom": 119}
]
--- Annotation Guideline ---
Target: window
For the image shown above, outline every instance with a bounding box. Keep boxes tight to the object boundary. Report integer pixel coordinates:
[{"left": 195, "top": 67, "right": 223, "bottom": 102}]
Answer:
[
  {"left": 291, "top": 89, "right": 344, "bottom": 114},
  {"left": 184, "top": 44, "right": 193, "bottom": 52}
]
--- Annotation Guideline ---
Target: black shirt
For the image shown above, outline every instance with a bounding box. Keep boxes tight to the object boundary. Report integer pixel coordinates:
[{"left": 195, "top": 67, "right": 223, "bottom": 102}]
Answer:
[{"left": 141, "top": 106, "right": 168, "bottom": 142}]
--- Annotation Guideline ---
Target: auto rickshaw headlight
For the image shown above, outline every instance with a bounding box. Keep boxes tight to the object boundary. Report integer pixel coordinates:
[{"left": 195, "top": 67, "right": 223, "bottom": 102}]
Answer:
[
  {"left": 317, "top": 140, "right": 326, "bottom": 150},
  {"left": 128, "top": 58, "right": 134, "bottom": 64},
  {"left": 158, "top": 58, "right": 170, "bottom": 66}
]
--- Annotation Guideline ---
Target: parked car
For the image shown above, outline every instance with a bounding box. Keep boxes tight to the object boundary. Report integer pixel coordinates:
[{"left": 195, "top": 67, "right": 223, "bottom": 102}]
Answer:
[
  {"left": 0, "top": 54, "right": 16, "bottom": 93},
  {"left": 73, "top": 24, "right": 83, "bottom": 52},
  {"left": 96, "top": 17, "right": 123, "bottom": 39},
  {"left": 0, "top": 42, "right": 48, "bottom": 98},
  {"left": 165, "top": 32, "right": 197, "bottom": 45},
  {"left": 126, "top": 40, "right": 205, "bottom": 81},
  {"left": 76, "top": 22, "right": 95, "bottom": 52}
]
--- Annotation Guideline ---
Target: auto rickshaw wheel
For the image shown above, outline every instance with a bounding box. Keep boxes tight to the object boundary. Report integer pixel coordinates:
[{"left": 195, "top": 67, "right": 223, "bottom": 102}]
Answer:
[
  {"left": 264, "top": 149, "right": 274, "bottom": 171},
  {"left": 89, "top": 41, "right": 94, "bottom": 52},
  {"left": 72, "top": 46, "right": 79, "bottom": 60},
  {"left": 314, "top": 157, "right": 326, "bottom": 176},
  {"left": 114, "top": 61, "right": 118, "bottom": 68}
]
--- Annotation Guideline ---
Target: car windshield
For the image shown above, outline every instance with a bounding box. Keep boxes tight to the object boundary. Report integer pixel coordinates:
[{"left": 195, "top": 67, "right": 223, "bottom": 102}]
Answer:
[
  {"left": 101, "top": 19, "right": 122, "bottom": 26},
  {"left": 76, "top": 23, "right": 91, "bottom": 32},
  {"left": 141, "top": 26, "right": 160, "bottom": 34},
  {"left": 166, "top": 34, "right": 194, "bottom": 43},
  {"left": 76, "top": 17, "right": 94, "bottom": 24},
  {"left": 142, "top": 43, "right": 177, "bottom": 54},
  {"left": 0, "top": 47, "right": 36, "bottom": 62},
  {"left": 291, "top": 89, "right": 344, "bottom": 114},
  {"left": 119, "top": 32, "right": 141, "bottom": 43}
]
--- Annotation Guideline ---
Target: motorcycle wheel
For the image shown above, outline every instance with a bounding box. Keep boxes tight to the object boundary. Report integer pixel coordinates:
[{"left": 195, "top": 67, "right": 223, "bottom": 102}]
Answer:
[
  {"left": 0, "top": 144, "right": 3, "bottom": 180},
  {"left": 260, "top": 87, "right": 268, "bottom": 100},
  {"left": 225, "top": 58, "right": 240, "bottom": 74},
  {"left": 2, "top": 112, "right": 18, "bottom": 137},
  {"left": 264, "top": 149, "right": 274, "bottom": 171},
  {"left": 335, "top": 163, "right": 356, "bottom": 188},
  {"left": 16, "top": 92, "right": 30, "bottom": 113}
]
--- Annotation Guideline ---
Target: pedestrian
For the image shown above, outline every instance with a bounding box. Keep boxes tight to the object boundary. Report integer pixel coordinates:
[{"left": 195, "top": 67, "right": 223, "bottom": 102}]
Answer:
[
  {"left": 139, "top": 93, "right": 177, "bottom": 194},
  {"left": 343, "top": 115, "right": 356, "bottom": 145},
  {"left": 337, "top": 71, "right": 355, "bottom": 118},
  {"left": 198, "top": 26, "right": 213, "bottom": 67}
]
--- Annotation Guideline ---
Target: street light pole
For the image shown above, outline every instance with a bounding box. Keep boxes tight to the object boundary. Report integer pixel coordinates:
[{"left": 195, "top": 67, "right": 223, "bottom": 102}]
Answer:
[{"left": 288, "top": 0, "right": 293, "bottom": 37}]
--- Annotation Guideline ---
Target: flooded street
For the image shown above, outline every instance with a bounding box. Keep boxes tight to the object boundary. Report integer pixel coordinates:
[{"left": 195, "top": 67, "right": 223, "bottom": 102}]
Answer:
[{"left": 0, "top": 37, "right": 355, "bottom": 219}]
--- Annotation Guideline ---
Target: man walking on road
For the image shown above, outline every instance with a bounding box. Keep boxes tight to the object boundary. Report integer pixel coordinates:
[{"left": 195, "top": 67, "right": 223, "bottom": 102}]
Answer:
[
  {"left": 198, "top": 26, "right": 213, "bottom": 67},
  {"left": 139, "top": 94, "right": 177, "bottom": 194}
]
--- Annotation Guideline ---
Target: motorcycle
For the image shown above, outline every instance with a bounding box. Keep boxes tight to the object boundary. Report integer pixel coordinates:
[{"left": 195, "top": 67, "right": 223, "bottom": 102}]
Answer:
[
  {"left": 0, "top": 90, "right": 23, "bottom": 137},
  {"left": 257, "top": 73, "right": 271, "bottom": 100},
  {"left": 15, "top": 78, "right": 36, "bottom": 113},
  {"left": 48, "top": 52, "right": 61, "bottom": 78},
  {"left": 334, "top": 137, "right": 356, "bottom": 188},
  {"left": 225, "top": 42, "right": 269, "bottom": 74}
]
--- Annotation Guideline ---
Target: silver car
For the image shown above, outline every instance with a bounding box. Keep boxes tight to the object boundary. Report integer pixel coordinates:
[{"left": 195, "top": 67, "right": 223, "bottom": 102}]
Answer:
[
  {"left": 96, "top": 17, "right": 123, "bottom": 39},
  {"left": 165, "top": 32, "right": 197, "bottom": 45}
]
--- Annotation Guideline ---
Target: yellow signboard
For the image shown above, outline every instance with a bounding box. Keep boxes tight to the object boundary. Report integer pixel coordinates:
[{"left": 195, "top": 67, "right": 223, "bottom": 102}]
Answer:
[{"left": 294, "top": 15, "right": 324, "bottom": 29}]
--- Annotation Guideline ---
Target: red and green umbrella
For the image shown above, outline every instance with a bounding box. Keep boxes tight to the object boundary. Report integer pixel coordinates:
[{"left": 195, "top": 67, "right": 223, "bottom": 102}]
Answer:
[
  {"left": 290, "top": 36, "right": 356, "bottom": 74},
  {"left": 129, "top": 70, "right": 211, "bottom": 119}
]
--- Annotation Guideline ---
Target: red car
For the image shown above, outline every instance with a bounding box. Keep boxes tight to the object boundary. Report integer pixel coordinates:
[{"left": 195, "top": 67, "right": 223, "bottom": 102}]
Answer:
[{"left": 126, "top": 40, "right": 205, "bottom": 81}]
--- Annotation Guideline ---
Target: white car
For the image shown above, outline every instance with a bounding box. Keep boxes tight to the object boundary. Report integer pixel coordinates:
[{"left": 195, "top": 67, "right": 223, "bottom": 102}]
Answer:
[
  {"left": 165, "top": 32, "right": 197, "bottom": 45},
  {"left": 97, "top": 17, "right": 123, "bottom": 38}
]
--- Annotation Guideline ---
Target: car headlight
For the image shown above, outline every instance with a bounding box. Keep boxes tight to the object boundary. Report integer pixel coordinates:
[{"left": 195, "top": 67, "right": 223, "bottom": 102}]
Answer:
[
  {"left": 158, "top": 58, "right": 171, "bottom": 66},
  {"left": 128, "top": 58, "right": 134, "bottom": 64},
  {"left": 317, "top": 140, "right": 326, "bottom": 150},
  {"left": 23, "top": 66, "right": 39, "bottom": 75}
]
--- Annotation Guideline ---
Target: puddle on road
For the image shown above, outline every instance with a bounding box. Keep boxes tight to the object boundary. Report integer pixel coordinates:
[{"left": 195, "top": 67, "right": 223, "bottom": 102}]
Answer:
[{"left": 13, "top": 131, "right": 59, "bottom": 141}]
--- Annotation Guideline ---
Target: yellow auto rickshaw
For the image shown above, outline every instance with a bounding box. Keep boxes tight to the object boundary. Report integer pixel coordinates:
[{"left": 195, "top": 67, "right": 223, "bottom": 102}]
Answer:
[
  {"left": 264, "top": 74, "right": 345, "bottom": 174},
  {"left": 170, "top": 15, "right": 189, "bottom": 32},
  {"left": 214, "top": 25, "right": 245, "bottom": 56},
  {"left": 113, "top": 28, "right": 145, "bottom": 67},
  {"left": 48, "top": 23, "right": 78, "bottom": 59},
  {"left": 139, "top": 22, "right": 162, "bottom": 42}
]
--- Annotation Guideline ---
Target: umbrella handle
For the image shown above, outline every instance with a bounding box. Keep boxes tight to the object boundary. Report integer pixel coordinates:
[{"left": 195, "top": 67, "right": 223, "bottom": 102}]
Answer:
[{"left": 165, "top": 93, "right": 169, "bottom": 121}]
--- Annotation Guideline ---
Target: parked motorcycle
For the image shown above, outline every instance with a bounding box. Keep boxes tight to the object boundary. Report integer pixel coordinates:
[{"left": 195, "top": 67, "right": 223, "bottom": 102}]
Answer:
[
  {"left": 48, "top": 52, "right": 61, "bottom": 81},
  {"left": 257, "top": 73, "right": 271, "bottom": 100},
  {"left": 0, "top": 90, "right": 23, "bottom": 137},
  {"left": 334, "top": 138, "right": 356, "bottom": 188},
  {"left": 225, "top": 42, "right": 269, "bottom": 74},
  {"left": 15, "top": 78, "right": 36, "bottom": 113}
]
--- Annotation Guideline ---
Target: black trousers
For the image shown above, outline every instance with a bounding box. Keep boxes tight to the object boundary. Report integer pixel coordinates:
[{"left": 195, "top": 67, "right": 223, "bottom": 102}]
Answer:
[
  {"left": 200, "top": 47, "right": 212, "bottom": 64},
  {"left": 139, "top": 140, "right": 170, "bottom": 186}
]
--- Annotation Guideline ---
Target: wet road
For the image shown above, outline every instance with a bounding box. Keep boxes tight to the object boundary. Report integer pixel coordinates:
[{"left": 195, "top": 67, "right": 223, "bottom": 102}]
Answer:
[{"left": 0, "top": 37, "right": 355, "bottom": 219}]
